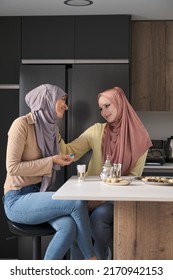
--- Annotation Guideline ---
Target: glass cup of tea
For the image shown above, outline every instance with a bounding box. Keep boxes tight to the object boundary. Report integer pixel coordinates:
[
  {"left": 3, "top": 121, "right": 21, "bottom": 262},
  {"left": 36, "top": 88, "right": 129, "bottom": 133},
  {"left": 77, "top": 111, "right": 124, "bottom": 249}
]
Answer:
[
  {"left": 77, "top": 164, "right": 86, "bottom": 181},
  {"left": 112, "top": 163, "right": 122, "bottom": 178}
]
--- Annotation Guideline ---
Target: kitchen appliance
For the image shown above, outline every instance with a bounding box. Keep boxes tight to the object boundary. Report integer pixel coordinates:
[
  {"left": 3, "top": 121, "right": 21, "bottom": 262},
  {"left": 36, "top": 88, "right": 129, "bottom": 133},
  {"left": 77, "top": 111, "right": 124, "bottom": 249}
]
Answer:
[
  {"left": 165, "top": 136, "right": 173, "bottom": 162},
  {"left": 145, "top": 155, "right": 165, "bottom": 166},
  {"left": 146, "top": 140, "right": 165, "bottom": 165}
]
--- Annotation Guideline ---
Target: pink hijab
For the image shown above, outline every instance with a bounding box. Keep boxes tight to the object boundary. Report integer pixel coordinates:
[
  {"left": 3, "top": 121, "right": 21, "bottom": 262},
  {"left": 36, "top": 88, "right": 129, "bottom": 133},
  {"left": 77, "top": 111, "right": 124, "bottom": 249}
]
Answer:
[
  {"left": 98, "top": 87, "right": 152, "bottom": 175},
  {"left": 25, "top": 84, "right": 67, "bottom": 191}
]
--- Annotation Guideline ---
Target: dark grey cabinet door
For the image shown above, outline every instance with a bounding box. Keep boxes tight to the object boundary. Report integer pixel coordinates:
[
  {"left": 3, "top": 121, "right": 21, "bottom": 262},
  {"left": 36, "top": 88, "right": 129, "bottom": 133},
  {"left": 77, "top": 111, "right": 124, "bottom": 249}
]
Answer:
[
  {"left": 22, "top": 16, "right": 75, "bottom": 59},
  {"left": 21, "top": 15, "right": 131, "bottom": 60},
  {"left": 20, "top": 64, "right": 66, "bottom": 115},
  {"left": 0, "top": 89, "right": 19, "bottom": 259},
  {"left": 68, "top": 64, "right": 130, "bottom": 139},
  {"left": 75, "top": 15, "right": 131, "bottom": 59},
  {"left": 67, "top": 64, "right": 130, "bottom": 176},
  {"left": 0, "top": 17, "right": 21, "bottom": 83}
]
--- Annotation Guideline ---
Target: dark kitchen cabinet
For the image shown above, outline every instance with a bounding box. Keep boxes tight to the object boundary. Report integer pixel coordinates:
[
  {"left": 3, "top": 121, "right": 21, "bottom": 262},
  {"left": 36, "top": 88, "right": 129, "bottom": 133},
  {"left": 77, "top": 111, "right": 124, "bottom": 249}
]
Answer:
[
  {"left": 21, "top": 15, "right": 131, "bottom": 60},
  {"left": 68, "top": 64, "right": 130, "bottom": 139},
  {"left": 75, "top": 15, "right": 131, "bottom": 59},
  {"left": 67, "top": 63, "right": 130, "bottom": 177},
  {"left": 0, "top": 17, "right": 21, "bottom": 83},
  {"left": 0, "top": 89, "right": 19, "bottom": 259},
  {"left": 22, "top": 16, "right": 75, "bottom": 59}
]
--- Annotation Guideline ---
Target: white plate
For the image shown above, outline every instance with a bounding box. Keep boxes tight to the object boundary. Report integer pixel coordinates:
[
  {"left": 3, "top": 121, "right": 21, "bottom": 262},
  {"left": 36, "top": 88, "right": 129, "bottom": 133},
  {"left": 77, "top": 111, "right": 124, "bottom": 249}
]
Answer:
[{"left": 106, "top": 180, "right": 131, "bottom": 186}]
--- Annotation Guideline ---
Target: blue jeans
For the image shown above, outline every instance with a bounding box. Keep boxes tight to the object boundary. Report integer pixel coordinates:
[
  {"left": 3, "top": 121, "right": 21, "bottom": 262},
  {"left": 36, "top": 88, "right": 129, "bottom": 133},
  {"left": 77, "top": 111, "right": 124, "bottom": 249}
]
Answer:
[
  {"left": 70, "top": 202, "right": 113, "bottom": 260},
  {"left": 2, "top": 184, "right": 95, "bottom": 260}
]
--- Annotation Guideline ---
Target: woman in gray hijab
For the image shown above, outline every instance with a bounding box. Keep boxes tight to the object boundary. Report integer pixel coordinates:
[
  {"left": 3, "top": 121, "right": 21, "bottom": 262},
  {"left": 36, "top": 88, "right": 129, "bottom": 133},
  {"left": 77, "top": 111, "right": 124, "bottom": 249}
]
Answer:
[{"left": 3, "top": 84, "right": 97, "bottom": 260}]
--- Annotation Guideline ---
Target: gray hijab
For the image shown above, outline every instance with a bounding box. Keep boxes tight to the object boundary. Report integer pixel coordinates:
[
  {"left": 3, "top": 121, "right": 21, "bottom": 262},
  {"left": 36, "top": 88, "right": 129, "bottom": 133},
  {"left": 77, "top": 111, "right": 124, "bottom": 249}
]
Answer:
[{"left": 25, "top": 84, "right": 67, "bottom": 192}]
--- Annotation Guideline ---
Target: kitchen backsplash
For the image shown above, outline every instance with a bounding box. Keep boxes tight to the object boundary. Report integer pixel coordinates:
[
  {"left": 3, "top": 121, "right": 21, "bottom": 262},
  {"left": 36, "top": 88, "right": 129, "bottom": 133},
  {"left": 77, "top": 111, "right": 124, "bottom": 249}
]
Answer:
[{"left": 137, "top": 111, "right": 173, "bottom": 141}]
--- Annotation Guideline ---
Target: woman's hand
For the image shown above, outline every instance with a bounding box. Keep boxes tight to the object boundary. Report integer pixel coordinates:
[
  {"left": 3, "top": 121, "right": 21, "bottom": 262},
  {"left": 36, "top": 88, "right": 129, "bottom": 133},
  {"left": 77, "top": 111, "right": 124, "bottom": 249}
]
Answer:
[{"left": 53, "top": 154, "right": 73, "bottom": 166}]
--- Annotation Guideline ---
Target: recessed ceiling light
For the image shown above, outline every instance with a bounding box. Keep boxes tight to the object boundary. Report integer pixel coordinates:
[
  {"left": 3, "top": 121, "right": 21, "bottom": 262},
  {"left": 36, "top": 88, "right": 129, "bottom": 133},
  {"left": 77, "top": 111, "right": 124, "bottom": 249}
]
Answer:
[{"left": 64, "top": 0, "right": 93, "bottom": 7}]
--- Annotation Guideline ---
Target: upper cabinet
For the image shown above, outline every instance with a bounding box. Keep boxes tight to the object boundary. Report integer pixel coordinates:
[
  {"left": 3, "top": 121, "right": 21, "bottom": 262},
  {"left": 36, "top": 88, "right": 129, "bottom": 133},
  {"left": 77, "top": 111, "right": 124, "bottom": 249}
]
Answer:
[
  {"left": 75, "top": 15, "right": 131, "bottom": 59},
  {"left": 0, "top": 17, "right": 21, "bottom": 83},
  {"left": 131, "top": 21, "right": 173, "bottom": 111},
  {"left": 21, "top": 15, "right": 131, "bottom": 60},
  {"left": 22, "top": 16, "right": 75, "bottom": 59}
]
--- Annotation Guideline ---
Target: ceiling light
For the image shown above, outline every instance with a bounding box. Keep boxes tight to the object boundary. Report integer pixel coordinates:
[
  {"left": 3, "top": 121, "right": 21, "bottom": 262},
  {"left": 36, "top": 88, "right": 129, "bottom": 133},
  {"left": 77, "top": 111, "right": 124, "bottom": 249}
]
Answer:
[{"left": 64, "top": 0, "right": 93, "bottom": 7}]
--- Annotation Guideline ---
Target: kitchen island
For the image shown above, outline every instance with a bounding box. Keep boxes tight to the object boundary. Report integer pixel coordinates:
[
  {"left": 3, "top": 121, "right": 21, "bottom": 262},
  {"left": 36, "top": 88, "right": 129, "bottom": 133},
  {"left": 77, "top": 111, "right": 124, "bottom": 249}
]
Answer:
[{"left": 53, "top": 176, "right": 173, "bottom": 260}]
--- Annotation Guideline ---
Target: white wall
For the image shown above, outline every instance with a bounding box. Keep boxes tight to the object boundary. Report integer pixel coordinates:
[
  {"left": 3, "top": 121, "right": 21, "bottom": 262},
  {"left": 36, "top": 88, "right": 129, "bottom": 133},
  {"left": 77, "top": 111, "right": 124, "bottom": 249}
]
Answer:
[{"left": 137, "top": 111, "right": 173, "bottom": 141}]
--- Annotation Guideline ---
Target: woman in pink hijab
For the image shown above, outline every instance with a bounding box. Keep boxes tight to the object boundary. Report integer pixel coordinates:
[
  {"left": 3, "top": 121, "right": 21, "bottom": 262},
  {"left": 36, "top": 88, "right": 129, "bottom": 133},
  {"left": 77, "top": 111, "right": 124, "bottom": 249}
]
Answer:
[
  {"left": 3, "top": 84, "right": 97, "bottom": 260},
  {"left": 60, "top": 86, "right": 152, "bottom": 259},
  {"left": 99, "top": 87, "right": 152, "bottom": 175}
]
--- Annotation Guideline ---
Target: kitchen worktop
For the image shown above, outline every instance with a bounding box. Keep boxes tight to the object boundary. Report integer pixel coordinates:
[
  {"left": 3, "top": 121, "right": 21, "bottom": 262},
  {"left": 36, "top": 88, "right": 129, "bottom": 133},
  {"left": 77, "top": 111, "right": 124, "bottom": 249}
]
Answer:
[
  {"left": 143, "top": 162, "right": 173, "bottom": 175},
  {"left": 53, "top": 176, "right": 173, "bottom": 202},
  {"left": 144, "top": 162, "right": 173, "bottom": 169}
]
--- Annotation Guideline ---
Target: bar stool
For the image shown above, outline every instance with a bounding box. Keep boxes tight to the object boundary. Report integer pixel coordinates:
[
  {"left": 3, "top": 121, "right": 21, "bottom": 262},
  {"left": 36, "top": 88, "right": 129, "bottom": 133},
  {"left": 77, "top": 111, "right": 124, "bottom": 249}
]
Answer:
[{"left": 7, "top": 219, "right": 56, "bottom": 260}]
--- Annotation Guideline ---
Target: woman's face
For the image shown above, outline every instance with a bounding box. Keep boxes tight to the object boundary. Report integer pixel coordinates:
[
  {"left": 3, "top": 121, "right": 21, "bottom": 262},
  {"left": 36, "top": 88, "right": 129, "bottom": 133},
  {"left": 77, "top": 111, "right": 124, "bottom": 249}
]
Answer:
[
  {"left": 98, "top": 96, "right": 117, "bottom": 123},
  {"left": 55, "top": 96, "right": 68, "bottom": 118}
]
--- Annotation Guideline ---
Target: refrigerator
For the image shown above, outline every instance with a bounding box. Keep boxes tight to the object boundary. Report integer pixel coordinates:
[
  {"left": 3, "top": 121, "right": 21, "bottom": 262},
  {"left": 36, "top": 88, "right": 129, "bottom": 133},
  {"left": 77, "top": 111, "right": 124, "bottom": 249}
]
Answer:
[
  {"left": 19, "top": 63, "right": 129, "bottom": 259},
  {"left": 20, "top": 63, "right": 130, "bottom": 180}
]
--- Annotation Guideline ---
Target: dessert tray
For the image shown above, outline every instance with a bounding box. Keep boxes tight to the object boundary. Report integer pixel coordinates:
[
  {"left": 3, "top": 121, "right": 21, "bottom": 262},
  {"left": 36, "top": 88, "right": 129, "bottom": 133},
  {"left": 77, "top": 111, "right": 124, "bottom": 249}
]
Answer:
[{"left": 135, "top": 176, "right": 173, "bottom": 186}]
